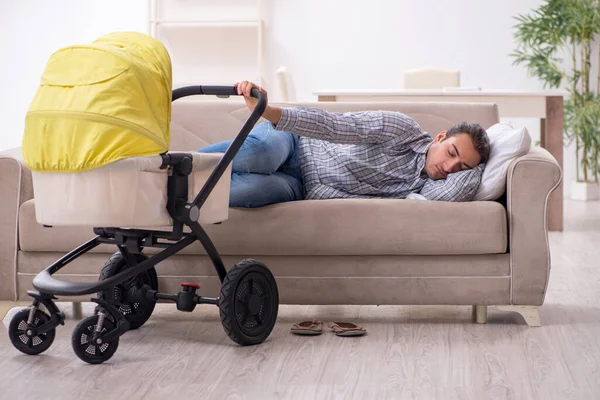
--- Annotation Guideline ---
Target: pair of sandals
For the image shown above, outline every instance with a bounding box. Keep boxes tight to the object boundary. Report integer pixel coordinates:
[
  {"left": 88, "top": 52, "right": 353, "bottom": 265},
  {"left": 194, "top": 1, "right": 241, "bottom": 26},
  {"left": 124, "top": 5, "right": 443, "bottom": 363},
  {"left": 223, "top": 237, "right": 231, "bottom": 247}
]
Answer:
[{"left": 291, "top": 317, "right": 367, "bottom": 337}]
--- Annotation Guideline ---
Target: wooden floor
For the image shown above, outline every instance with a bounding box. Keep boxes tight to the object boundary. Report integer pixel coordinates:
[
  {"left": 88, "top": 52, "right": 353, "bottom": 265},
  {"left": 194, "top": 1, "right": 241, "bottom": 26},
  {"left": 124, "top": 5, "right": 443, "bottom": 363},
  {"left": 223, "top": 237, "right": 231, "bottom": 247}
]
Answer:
[{"left": 1, "top": 199, "right": 600, "bottom": 400}]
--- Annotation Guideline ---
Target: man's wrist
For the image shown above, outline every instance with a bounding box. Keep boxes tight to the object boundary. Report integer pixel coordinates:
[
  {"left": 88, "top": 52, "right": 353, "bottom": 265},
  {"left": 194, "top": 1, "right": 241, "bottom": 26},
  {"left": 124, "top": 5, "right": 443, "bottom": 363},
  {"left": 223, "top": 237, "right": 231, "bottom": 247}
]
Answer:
[{"left": 262, "top": 105, "right": 282, "bottom": 127}]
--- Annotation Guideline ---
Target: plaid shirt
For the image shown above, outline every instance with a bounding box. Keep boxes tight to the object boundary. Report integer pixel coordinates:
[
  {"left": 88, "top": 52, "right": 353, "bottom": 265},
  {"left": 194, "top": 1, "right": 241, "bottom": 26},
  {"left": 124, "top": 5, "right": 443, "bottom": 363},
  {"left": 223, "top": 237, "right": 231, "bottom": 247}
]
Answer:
[{"left": 275, "top": 107, "right": 484, "bottom": 202}]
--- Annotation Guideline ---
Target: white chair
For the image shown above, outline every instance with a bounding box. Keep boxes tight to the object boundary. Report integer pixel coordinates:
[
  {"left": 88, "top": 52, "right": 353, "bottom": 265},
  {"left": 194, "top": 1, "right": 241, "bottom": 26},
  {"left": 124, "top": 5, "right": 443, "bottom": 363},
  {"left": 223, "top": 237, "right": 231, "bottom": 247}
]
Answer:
[
  {"left": 276, "top": 66, "right": 296, "bottom": 101},
  {"left": 401, "top": 67, "right": 460, "bottom": 89}
]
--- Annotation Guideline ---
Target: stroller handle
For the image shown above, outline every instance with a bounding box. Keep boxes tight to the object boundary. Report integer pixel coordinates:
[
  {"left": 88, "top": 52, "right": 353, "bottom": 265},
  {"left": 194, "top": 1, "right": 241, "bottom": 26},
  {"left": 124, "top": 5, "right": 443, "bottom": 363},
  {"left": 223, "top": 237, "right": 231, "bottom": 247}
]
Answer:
[
  {"left": 172, "top": 85, "right": 237, "bottom": 100},
  {"left": 170, "top": 85, "right": 267, "bottom": 210}
]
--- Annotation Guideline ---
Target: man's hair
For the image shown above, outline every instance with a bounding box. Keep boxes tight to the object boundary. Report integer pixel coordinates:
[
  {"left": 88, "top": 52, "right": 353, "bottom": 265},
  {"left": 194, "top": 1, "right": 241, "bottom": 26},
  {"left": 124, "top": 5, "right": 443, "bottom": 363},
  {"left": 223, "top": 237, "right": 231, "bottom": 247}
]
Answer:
[{"left": 444, "top": 122, "right": 491, "bottom": 164}]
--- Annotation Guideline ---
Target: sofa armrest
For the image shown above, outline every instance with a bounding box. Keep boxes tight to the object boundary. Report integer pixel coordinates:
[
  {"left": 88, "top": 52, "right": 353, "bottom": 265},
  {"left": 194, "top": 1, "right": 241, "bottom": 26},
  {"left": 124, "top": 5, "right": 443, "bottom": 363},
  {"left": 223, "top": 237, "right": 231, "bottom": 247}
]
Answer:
[
  {"left": 506, "top": 146, "right": 562, "bottom": 305},
  {"left": 0, "top": 147, "right": 33, "bottom": 301}
]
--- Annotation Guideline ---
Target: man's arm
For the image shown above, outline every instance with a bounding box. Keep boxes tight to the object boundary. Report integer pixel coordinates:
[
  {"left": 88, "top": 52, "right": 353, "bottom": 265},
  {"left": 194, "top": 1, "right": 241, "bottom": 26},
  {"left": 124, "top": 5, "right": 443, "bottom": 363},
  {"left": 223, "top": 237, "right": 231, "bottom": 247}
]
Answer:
[
  {"left": 234, "top": 80, "right": 425, "bottom": 146},
  {"left": 272, "top": 107, "right": 425, "bottom": 146},
  {"left": 418, "top": 164, "right": 485, "bottom": 202}
]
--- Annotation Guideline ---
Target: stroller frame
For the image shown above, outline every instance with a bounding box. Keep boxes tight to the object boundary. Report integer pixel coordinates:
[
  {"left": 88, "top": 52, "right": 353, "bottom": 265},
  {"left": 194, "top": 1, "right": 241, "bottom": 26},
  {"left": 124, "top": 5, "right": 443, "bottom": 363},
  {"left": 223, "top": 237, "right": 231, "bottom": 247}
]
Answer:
[{"left": 9, "top": 87, "right": 279, "bottom": 364}]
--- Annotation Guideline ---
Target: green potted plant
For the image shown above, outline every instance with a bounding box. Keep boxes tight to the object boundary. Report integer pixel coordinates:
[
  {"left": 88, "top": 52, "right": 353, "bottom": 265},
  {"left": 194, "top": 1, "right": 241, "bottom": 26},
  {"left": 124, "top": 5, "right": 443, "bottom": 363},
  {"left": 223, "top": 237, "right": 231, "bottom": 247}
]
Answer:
[{"left": 512, "top": 0, "right": 600, "bottom": 200}]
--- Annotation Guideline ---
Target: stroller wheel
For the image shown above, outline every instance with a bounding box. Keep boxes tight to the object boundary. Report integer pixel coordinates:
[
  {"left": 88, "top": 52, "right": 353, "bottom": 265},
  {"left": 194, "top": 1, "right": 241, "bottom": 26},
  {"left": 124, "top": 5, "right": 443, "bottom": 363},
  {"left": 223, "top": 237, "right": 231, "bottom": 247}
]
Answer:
[
  {"left": 218, "top": 259, "right": 279, "bottom": 346},
  {"left": 98, "top": 252, "right": 158, "bottom": 330},
  {"left": 72, "top": 315, "right": 119, "bottom": 364},
  {"left": 8, "top": 308, "right": 56, "bottom": 355}
]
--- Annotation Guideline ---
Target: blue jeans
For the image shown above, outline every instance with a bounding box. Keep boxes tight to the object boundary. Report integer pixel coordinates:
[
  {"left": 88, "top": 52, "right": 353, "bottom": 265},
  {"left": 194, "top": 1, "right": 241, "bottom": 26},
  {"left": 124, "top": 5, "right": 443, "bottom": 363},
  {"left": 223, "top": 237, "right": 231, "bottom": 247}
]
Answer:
[{"left": 197, "top": 121, "right": 303, "bottom": 208}]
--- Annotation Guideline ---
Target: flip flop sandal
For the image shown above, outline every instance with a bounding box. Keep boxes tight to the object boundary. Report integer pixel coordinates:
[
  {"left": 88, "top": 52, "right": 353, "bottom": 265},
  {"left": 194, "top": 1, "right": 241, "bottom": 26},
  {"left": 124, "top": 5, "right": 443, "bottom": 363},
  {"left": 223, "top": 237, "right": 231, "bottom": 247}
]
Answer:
[
  {"left": 327, "top": 322, "right": 367, "bottom": 337},
  {"left": 291, "top": 317, "right": 323, "bottom": 335}
]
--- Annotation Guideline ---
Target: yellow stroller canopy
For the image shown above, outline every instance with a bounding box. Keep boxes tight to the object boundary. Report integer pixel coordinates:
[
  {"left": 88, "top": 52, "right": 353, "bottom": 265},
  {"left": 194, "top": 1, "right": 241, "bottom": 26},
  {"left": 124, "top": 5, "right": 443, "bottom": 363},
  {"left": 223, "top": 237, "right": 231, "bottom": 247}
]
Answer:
[{"left": 23, "top": 32, "right": 172, "bottom": 172}]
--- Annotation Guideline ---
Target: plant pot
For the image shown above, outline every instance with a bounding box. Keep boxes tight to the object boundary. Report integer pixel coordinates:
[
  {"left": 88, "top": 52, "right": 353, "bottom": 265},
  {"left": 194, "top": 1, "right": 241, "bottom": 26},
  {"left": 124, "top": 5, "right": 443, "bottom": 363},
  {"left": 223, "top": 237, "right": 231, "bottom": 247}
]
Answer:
[{"left": 570, "top": 181, "right": 599, "bottom": 201}]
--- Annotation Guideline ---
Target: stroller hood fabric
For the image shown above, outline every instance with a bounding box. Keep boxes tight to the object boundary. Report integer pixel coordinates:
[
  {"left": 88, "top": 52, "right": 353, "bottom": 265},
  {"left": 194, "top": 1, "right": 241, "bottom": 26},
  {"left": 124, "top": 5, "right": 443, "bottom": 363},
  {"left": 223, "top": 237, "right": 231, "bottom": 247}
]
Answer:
[{"left": 23, "top": 32, "right": 172, "bottom": 172}]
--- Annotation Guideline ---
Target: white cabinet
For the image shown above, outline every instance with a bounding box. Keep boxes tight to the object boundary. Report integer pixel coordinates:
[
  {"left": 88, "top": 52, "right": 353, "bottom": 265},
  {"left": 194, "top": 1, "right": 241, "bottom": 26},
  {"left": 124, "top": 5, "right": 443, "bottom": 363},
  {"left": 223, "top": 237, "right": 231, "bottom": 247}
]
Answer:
[{"left": 148, "top": 0, "right": 264, "bottom": 89}]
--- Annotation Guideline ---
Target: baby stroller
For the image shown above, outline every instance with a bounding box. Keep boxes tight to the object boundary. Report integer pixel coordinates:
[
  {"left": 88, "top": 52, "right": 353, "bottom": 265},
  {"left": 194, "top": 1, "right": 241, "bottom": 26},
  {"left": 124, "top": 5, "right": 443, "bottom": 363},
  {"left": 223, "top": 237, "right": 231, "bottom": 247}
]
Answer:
[{"left": 8, "top": 32, "right": 279, "bottom": 364}]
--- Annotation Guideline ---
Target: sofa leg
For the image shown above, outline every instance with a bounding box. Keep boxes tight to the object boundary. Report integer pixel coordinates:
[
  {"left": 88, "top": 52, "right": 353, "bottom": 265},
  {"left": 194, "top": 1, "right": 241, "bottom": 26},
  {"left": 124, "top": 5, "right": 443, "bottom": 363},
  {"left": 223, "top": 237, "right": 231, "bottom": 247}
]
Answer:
[
  {"left": 472, "top": 305, "right": 487, "bottom": 324},
  {"left": 72, "top": 302, "right": 83, "bottom": 320},
  {"left": 496, "top": 305, "right": 541, "bottom": 327},
  {"left": 0, "top": 301, "right": 32, "bottom": 320}
]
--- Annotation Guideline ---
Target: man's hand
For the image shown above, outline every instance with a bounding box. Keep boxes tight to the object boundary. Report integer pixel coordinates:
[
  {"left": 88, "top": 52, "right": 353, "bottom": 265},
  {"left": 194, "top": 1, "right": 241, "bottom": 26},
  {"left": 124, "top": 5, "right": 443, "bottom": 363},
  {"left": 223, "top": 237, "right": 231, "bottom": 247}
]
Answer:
[
  {"left": 235, "top": 80, "right": 267, "bottom": 111},
  {"left": 235, "top": 81, "right": 282, "bottom": 126}
]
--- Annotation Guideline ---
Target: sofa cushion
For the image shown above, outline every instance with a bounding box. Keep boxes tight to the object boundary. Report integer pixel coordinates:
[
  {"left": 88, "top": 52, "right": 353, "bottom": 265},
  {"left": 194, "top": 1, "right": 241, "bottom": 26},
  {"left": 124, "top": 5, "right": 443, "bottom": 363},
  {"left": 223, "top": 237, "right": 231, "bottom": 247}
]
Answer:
[{"left": 19, "top": 198, "right": 507, "bottom": 255}]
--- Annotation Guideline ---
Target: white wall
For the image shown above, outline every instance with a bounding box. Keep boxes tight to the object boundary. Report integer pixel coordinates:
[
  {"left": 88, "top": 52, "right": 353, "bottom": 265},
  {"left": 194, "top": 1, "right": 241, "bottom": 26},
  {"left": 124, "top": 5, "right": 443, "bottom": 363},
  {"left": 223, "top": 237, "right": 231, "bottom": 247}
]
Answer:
[
  {"left": 0, "top": 0, "right": 578, "bottom": 191},
  {"left": 265, "top": 0, "right": 546, "bottom": 97},
  {"left": 0, "top": 0, "right": 148, "bottom": 150}
]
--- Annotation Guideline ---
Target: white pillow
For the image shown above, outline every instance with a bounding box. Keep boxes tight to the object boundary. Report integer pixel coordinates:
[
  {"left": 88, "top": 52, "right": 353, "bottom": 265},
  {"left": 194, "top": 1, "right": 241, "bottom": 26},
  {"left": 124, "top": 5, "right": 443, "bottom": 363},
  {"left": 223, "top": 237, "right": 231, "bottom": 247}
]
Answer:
[{"left": 473, "top": 122, "right": 532, "bottom": 201}]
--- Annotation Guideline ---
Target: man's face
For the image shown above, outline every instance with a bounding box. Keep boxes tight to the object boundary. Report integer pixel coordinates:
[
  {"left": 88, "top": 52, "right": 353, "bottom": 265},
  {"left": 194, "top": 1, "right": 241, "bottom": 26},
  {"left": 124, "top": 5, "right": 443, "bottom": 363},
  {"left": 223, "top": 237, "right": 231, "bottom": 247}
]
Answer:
[{"left": 424, "top": 131, "right": 481, "bottom": 180}]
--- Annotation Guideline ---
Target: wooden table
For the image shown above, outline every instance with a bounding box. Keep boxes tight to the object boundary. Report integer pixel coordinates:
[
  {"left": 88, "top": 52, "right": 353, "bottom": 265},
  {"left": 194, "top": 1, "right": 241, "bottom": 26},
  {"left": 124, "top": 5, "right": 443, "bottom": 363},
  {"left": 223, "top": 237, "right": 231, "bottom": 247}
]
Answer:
[{"left": 315, "top": 89, "right": 566, "bottom": 231}]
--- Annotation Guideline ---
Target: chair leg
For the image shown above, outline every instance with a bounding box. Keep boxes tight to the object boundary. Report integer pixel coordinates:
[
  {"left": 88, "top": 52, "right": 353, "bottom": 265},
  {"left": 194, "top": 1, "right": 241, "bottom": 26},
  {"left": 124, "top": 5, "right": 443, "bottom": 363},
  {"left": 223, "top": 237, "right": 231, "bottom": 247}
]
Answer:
[
  {"left": 496, "top": 305, "right": 541, "bottom": 327},
  {"left": 472, "top": 305, "right": 488, "bottom": 324},
  {"left": 0, "top": 301, "right": 32, "bottom": 320},
  {"left": 72, "top": 302, "right": 83, "bottom": 320}
]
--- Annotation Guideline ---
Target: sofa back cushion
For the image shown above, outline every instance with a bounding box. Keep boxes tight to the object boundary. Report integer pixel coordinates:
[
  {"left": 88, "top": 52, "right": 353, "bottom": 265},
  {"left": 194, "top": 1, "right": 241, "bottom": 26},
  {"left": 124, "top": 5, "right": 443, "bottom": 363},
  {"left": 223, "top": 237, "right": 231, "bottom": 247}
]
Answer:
[
  {"left": 20, "top": 196, "right": 508, "bottom": 255},
  {"left": 169, "top": 100, "right": 500, "bottom": 151}
]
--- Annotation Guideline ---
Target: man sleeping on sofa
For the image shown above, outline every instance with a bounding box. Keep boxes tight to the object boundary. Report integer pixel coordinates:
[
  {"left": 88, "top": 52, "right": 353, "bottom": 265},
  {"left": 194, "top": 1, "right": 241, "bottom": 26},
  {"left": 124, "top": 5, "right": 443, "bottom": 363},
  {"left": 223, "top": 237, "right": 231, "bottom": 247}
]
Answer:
[{"left": 198, "top": 80, "right": 491, "bottom": 208}]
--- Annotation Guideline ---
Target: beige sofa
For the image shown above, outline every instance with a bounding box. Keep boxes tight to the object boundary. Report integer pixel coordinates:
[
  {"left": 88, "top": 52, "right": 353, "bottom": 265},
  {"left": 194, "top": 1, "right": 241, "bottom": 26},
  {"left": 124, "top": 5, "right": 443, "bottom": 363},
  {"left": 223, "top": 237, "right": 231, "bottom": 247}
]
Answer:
[{"left": 0, "top": 100, "right": 562, "bottom": 326}]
